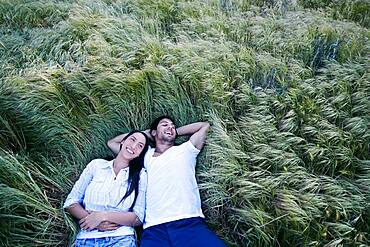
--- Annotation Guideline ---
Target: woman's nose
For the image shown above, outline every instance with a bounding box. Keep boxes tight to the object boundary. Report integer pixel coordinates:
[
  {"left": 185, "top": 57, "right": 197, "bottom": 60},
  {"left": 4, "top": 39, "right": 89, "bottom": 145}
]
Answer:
[{"left": 133, "top": 143, "right": 138, "bottom": 149}]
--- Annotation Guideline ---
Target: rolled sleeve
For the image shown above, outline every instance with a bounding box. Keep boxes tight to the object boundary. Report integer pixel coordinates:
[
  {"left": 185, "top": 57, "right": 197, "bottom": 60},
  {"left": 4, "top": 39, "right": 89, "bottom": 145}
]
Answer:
[
  {"left": 132, "top": 168, "right": 147, "bottom": 223},
  {"left": 63, "top": 160, "right": 95, "bottom": 209},
  {"left": 185, "top": 140, "right": 201, "bottom": 156}
]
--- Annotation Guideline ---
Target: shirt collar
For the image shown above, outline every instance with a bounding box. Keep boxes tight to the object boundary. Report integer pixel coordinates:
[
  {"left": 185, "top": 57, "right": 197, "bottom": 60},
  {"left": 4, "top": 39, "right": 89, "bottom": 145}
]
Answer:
[
  {"left": 102, "top": 159, "right": 130, "bottom": 171},
  {"left": 101, "top": 160, "right": 114, "bottom": 169}
]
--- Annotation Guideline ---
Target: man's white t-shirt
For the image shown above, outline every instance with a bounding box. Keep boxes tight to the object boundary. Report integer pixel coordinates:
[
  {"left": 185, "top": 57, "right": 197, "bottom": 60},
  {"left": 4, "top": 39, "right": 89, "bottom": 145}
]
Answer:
[{"left": 143, "top": 140, "right": 205, "bottom": 229}]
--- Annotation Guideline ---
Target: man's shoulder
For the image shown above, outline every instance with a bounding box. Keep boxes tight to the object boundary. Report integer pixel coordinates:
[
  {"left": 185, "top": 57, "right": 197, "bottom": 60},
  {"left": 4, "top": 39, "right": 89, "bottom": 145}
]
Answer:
[
  {"left": 145, "top": 146, "right": 155, "bottom": 156},
  {"left": 144, "top": 147, "right": 155, "bottom": 169},
  {"left": 179, "top": 140, "right": 201, "bottom": 153}
]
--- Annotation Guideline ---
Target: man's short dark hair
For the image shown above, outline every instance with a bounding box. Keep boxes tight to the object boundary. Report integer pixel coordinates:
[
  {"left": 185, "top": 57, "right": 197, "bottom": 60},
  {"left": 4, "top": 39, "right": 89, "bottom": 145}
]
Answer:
[{"left": 150, "top": 115, "right": 176, "bottom": 132}]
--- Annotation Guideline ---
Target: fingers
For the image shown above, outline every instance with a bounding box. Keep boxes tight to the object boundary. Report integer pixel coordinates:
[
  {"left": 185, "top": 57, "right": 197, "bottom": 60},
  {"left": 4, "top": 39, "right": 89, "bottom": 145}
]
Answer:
[
  {"left": 79, "top": 217, "right": 86, "bottom": 229},
  {"left": 79, "top": 215, "right": 116, "bottom": 231},
  {"left": 98, "top": 225, "right": 119, "bottom": 231},
  {"left": 97, "top": 221, "right": 119, "bottom": 231},
  {"left": 80, "top": 222, "right": 95, "bottom": 231},
  {"left": 80, "top": 222, "right": 87, "bottom": 230},
  {"left": 105, "top": 226, "right": 119, "bottom": 231},
  {"left": 80, "top": 220, "right": 89, "bottom": 230},
  {"left": 79, "top": 216, "right": 94, "bottom": 230},
  {"left": 99, "top": 221, "right": 117, "bottom": 227}
]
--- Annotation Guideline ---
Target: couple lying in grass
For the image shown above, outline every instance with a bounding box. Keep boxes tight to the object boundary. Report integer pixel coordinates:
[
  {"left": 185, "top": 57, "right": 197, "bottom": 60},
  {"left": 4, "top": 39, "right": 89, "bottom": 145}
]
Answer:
[{"left": 64, "top": 116, "right": 226, "bottom": 247}]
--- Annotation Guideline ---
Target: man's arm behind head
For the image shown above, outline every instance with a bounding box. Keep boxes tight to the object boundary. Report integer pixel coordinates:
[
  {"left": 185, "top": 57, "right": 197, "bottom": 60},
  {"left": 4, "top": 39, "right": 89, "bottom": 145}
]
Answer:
[{"left": 176, "top": 122, "right": 210, "bottom": 150}]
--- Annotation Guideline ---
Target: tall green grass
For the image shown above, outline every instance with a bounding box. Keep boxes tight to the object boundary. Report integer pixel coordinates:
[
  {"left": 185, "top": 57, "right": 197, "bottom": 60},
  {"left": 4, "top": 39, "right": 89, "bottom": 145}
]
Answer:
[
  {"left": 299, "top": 0, "right": 370, "bottom": 28},
  {"left": 0, "top": 0, "right": 369, "bottom": 246}
]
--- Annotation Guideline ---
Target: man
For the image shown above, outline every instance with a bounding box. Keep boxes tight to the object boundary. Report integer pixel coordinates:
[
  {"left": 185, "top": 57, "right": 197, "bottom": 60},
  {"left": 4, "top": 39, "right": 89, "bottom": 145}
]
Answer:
[{"left": 108, "top": 116, "right": 226, "bottom": 247}]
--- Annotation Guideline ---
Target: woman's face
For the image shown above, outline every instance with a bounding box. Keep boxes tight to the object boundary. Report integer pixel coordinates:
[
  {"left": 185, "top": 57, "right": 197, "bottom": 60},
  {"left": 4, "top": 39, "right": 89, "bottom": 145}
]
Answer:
[{"left": 119, "top": 132, "right": 146, "bottom": 161}]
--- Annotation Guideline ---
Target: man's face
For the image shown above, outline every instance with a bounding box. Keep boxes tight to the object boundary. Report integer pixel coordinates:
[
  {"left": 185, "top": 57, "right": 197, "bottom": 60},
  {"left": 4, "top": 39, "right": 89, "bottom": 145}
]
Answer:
[{"left": 154, "top": 118, "right": 176, "bottom": 143}]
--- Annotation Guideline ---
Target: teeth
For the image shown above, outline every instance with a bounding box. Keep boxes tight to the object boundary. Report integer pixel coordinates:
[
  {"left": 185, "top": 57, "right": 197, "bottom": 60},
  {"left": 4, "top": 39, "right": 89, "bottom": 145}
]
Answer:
[{"left": 126, "top": 148, "right": 134, "bottom": 154}]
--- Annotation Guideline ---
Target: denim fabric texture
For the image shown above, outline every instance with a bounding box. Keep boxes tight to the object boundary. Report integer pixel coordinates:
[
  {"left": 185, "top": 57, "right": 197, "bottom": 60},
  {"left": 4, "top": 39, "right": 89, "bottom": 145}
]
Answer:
[{"left": 75, "top": 235, "right": 136, "bottom": 247}]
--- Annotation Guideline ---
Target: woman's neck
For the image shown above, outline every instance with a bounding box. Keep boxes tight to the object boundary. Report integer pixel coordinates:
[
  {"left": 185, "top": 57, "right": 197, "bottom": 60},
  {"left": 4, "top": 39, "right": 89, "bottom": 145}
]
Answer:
[{"left": 113, "top": 156, "right": 129, "bottom": 175}]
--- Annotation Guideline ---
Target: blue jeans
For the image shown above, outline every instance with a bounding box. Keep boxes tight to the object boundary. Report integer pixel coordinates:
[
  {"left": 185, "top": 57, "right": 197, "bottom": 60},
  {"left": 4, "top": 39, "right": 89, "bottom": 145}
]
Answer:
[
  {"left": 75, "top": 235, "right": 136, "bottom": 247},
  {"left": 141, "top": 217, "right": 226, "bottom": 247}
]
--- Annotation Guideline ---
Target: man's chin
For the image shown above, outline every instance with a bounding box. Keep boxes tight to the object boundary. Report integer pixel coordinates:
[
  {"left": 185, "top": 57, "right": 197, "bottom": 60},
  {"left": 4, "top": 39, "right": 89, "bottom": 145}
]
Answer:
[{"left": 163, "top": 136, "right": 176, "bottom": 143}]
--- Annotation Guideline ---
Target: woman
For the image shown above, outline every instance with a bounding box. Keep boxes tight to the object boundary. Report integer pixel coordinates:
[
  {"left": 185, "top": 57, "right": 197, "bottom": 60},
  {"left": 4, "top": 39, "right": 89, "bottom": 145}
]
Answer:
[{"left": 63, "top": 131, "right": 149, "bottom": 247}]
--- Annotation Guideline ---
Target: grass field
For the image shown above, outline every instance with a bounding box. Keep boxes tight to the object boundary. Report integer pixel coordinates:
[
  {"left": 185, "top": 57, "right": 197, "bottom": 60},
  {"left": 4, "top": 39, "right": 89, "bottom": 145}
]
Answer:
[{"left": 0, "top": 0, "right": 369, "bottom": 246}]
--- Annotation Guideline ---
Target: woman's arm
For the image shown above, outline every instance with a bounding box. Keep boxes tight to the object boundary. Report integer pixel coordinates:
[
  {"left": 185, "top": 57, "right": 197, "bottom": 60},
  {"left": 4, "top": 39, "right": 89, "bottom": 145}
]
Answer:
[
  {"left": 79, "top": 211, "right": 139, "bottom": 230},
  {"left": 63, "top": 161, "right": 95, "bottom": 213},
  {"left": 67, "top": 204, "right": 121, "bottom": 231},
  {"left": 64, "top": 160, "right": 118, "bottom": 231},
  {"left": 66, "top": 203, "right": 89, "bottom": 220},
  {"left": 79, "top": 169, "right": 148, "bottom": 230},
  {"left": 107, "top": 133, "right": 128, "bottom": 155}
]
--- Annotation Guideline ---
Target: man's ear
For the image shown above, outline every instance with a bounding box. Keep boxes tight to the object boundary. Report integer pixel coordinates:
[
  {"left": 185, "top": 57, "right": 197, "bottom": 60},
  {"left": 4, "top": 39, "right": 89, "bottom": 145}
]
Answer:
[{"left": 151, "top": 130, "right": 157, "bottom": 137}]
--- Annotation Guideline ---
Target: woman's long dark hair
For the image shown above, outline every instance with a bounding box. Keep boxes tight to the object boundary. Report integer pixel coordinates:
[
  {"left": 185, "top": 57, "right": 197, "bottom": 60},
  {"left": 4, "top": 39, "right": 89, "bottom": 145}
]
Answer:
[{"left": 116, "top": 130, "right": 149, "bottom": 210}]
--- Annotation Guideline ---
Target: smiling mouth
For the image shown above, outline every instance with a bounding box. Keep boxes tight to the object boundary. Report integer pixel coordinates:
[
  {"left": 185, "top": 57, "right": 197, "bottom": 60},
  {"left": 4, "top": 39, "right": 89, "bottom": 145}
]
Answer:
[{"left": 126, "top": 147, "right": 134, "bottom": 154}]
